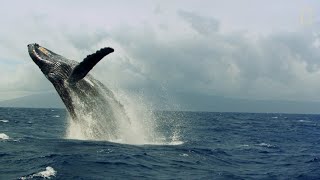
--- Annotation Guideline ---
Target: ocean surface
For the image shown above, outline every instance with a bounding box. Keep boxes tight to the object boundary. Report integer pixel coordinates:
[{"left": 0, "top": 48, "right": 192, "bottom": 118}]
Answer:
[{"left": 1, "top": 107, "right": 320, "bottom": 179}]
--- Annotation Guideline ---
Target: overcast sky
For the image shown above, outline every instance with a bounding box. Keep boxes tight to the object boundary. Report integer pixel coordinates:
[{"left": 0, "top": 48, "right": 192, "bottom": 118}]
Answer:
[{"left": 0, "top": 0, "right": 320, "bottom": 106}]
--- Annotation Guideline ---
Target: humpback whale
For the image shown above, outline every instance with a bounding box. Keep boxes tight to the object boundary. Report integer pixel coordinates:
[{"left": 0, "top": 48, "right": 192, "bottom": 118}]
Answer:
[{"left": 27, "top": 43, "right": 130, "bottom": 140}]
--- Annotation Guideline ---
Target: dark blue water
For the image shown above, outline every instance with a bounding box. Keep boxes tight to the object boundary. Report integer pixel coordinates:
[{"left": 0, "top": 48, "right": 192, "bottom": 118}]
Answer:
[{"left": 1, "top": 107, "right": 320, "bottom": 179}]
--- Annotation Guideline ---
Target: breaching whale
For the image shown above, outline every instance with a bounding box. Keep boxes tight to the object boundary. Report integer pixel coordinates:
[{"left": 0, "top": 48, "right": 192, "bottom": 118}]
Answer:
[{"left": 27, "top": 43, "right": 130, "bottom": 140}]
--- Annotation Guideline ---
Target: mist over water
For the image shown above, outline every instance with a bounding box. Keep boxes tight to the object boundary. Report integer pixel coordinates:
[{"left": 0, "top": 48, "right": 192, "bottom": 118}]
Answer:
[{"left": 65, "top": 83, "right": 182, "bottom": 145}]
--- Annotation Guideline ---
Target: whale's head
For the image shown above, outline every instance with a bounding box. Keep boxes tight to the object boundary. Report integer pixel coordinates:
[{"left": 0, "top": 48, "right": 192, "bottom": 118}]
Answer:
[
  {"left": 28, "top": 43, "right": 114, "bottom": 85},
  {"left": 28, "top": 43, "right": 73, "bottom": 82}
]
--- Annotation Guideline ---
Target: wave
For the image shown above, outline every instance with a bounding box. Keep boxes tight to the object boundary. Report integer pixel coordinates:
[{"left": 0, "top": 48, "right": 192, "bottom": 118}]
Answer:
[
  {"left": 0, "top": 133, "right": 9, "bottom": 140},
  {"left": 256, "top": 143, "right": 277, "bottom": 148},
  {"left": 298, "top": 119, "right": 311, "bottom": 123},
  {"left": 141, "top": 140, "right": 184, "bottom": 146},
  {"left": 20, "top": 166, "right": 56, "bottom": 179}
]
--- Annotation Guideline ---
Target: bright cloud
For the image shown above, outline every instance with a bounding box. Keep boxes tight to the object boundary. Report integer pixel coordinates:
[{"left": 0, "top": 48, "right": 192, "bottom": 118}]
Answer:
[{"left": 0, "top": 0, "right": 320, "bottom": 105}]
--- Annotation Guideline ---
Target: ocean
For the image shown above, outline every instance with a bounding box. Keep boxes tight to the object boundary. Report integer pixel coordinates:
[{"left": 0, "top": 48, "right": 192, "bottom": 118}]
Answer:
[{"left": 0, "top": 107, "right": 320, "bottom": 179}]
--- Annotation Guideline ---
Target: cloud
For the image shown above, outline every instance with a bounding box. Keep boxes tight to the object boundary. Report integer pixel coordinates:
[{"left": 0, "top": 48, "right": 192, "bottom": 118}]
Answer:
[
  {"left": 178, "top": 10, "right": 220, "bottom": 35},
  {"left": 0, "top": 5, "right": 320, "bottom": 106},
  {"left": 97, "top": 11, "right": 320, "bottom": 102},
  {"left": 0, "top": 61, "right": 53, "bottom": 100}
]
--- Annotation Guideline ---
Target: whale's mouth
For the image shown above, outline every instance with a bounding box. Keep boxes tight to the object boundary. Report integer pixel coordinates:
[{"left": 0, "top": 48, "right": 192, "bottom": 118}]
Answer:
[
  {"left": 27, "top": 43, "right": 54, "bottom": 68},
  {"left": 28, "top": 43, "right": 56, "bottom": 75},
  {"left": 28, "top": 43, "right": 47, "bottom": 62}
]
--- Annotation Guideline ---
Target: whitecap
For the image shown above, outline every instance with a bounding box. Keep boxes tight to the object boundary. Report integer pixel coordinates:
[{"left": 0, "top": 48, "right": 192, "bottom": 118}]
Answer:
[
  {"left": 0, "top": 119, "right": 9, "bottom": 123},
  {"left": 52, "top": 115, "right": 60, "bottom": 118},
  {"left": 257, "top": 143, "right": 276, "bottom": 148},
  {"left": 109, "top": 138, "right": 184, "bottom": 146},
  {"left": 145, "top": 140, "right": 185, "bottom": 146},
  {"left": 0, "top": 133, "right": 9, "bottom": 140},
  {"left": 97, "top": 149, "right": 113, "bottom": 154},
  {"left": 179, "top": 153, "right": 189, "bottom": 157},
  {"left": 298, "top": 120, "right": 311, "bottom": 123},
  {"left": 271, "top": 116, "right": 278, "bottom": 119},
  {"left": 167, "top": 140, "right": 184, "bottom": 145},
  {"left": 238, "top": 144, "right": 250, "bottom": 147},
  {"left": 34, "top": 167, "right": 56, "bottom": 178},
  {"left": 20, "top": 166, "right": 56, "bottom": 179}
]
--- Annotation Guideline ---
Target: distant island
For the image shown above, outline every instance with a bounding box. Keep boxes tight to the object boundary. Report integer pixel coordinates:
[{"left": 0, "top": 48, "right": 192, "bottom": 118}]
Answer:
[
  {"left": 0, "top": 92, "right": 64, "bottom": 109},
  {"left": 0, "top": 92, "right": 320, "bottom": 114}
]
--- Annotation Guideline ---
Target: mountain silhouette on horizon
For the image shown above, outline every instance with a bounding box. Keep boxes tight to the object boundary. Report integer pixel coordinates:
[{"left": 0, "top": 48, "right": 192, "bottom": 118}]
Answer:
[
  {"left": 0, "top": 92, "right": 64, "bottom": 109},
  {"left": 0, "top": 92, "right": 320, "bottom": 114}
]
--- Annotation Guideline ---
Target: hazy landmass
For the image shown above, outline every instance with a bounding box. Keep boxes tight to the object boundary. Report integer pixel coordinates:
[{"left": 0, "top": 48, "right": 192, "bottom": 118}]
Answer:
[
  {"left": 171, "top": 92, "right": 320, "bottom": 114},
  {"left": 0, "top": 93, "right": 64, "bottom": 109},
  {"left": 0, "top": 92, "right": 319, "bottom": 114}
]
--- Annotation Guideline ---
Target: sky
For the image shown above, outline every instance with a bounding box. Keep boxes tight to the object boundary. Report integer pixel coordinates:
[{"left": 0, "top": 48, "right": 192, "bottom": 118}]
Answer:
[{"left": 1, "top": 0, "right": 320, "bottom": 110}]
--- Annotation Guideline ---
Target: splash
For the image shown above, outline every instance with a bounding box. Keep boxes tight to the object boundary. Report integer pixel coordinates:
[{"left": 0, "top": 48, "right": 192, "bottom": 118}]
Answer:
[
  {"left": 0, "top": 133, "right": 9, "bottom": 140},
  {"left": 64, "top": 83, "right": 181, "bottom": 145},
  {"left": 20, "top": 166, "right": 56, "bottom": 179}
]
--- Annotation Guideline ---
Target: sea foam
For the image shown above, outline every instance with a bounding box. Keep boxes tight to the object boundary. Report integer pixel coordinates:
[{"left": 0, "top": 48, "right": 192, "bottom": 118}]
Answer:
[
  {"left": 20, "top": 166, "right": 56, "bottom": 179},
  {"left": 0, "top": 133, "right": 9, "bottom": 140}
]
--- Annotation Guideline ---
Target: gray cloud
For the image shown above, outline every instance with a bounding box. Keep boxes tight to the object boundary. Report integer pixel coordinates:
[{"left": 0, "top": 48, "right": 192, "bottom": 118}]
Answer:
[
  {"left": 0, "top": 2, "right": 320, "bottom": 106},
  {"left": 65, "top": 29, "right": 109, "bottom": 51},
  {"left": 178, "top": 10, "right": 220, "bottom": 35},
  {"left": 101, "top": 17, "right": 320, "bottom": 102}
]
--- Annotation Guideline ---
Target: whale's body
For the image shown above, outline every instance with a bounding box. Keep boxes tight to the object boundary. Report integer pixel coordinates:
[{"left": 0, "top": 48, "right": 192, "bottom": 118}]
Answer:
[{"left": 28, "top": 44, "right": 129, "bottom": 140}]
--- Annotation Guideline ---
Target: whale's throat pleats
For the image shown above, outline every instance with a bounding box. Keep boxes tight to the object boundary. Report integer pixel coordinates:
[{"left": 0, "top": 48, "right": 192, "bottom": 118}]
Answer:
[{"left": 68, "top": 47, "right": 114, "bottom": 84}]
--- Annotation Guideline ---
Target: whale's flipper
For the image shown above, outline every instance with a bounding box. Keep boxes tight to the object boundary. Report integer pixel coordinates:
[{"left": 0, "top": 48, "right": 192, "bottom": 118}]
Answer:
[{"left": 68, "top": 47, "right": 114, "bottom": 84}]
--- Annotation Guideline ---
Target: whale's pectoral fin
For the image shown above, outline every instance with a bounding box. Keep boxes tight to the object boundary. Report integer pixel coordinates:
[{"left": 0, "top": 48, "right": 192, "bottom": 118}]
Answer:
[{"left": 68, "top": 47, "right": 114, "bottom": 84}]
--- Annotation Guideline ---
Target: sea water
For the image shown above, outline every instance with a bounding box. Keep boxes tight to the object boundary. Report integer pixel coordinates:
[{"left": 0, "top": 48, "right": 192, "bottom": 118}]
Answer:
[{"left": 0, "top": 108, "right": 320, "bottom": 179}]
